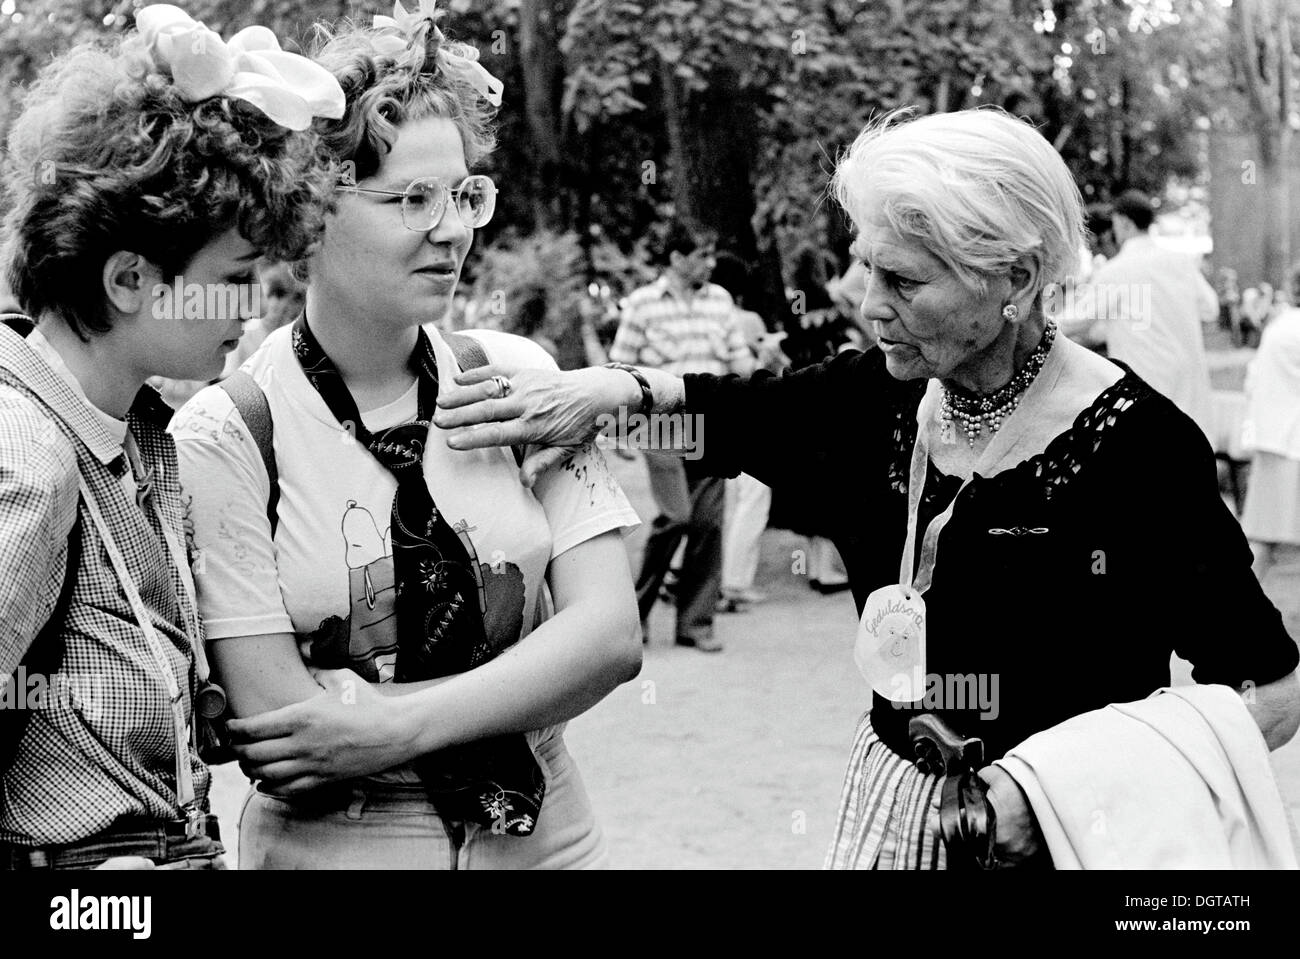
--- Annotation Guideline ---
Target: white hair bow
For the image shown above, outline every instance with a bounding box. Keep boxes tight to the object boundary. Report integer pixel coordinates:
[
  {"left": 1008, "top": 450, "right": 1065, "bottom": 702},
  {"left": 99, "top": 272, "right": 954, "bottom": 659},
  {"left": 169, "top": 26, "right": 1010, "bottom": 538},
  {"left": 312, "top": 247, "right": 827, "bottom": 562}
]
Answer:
[
  {"left": 135, "top": 4, "right": 345, "bottom": 131},
  {"left": 372, "top": 0, "right": 504, "bottom": 107}
]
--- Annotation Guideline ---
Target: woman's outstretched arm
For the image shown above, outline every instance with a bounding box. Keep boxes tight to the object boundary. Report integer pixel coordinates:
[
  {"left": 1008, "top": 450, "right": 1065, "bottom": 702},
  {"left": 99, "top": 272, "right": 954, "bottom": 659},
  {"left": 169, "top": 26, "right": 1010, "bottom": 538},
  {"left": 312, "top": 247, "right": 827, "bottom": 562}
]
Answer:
[{"left": 434, "top": 347, "right": 894, "bottom": 490}]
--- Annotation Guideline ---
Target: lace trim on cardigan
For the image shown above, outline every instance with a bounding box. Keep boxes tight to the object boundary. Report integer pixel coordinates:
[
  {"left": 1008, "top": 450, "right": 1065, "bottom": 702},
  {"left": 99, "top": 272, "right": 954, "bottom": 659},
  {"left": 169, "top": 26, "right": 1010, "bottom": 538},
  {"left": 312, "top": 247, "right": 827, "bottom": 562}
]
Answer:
[{"left": 888, "top": 372, "right": 1155, "bottom": 504}]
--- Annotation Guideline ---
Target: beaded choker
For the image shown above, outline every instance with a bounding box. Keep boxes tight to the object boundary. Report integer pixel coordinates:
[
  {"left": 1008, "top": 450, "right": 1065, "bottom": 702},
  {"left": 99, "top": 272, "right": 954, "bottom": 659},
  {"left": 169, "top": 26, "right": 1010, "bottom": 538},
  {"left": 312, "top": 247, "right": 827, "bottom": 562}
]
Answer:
[{"left": 940, "top": 321, "right": 1057, "bottom": 447}]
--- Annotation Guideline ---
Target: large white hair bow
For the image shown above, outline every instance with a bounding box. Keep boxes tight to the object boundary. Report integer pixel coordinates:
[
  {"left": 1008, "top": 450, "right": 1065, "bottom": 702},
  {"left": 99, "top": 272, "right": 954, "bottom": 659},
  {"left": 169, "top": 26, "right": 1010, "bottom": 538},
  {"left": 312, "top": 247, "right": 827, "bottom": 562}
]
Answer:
[
  {"left": 372, "top": 0, "right": 503, "bottom": 107},
  {"left": 136, "top": 4, "right": 345, "bottom": 131}
]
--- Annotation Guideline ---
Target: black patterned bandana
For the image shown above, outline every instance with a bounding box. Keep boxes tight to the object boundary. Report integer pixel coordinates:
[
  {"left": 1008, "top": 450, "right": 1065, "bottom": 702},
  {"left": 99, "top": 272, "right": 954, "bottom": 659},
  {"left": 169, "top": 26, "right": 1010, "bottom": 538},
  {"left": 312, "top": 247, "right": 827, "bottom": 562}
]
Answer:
[{"left": 292, "top": 316, "right": 544, "bottom": 835}]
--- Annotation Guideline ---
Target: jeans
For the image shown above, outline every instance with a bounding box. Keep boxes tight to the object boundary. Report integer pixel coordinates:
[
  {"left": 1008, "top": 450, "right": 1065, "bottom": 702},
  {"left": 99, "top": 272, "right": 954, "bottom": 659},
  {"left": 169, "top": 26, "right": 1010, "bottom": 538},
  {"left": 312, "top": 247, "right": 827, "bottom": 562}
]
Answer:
[
  {"left": 637, "top": 452, "right": 724, "bottom": 642},
  {"left": 1, "top": 817, "right": 225, "bottom": 870},
  {"left": 238, "top": 729, "right": 609, "bottom": 869}
]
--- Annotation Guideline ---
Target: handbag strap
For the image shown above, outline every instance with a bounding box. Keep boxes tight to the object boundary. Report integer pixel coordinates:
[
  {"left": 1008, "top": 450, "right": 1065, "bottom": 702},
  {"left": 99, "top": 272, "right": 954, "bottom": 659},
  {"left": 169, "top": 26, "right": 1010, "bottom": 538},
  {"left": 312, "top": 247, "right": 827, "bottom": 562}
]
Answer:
[
  {"left": 77, "top": 477, "right": 197, "bottom": 812},
  {"left": 215, "top": 334, "right": 522, "bottom": 541}
]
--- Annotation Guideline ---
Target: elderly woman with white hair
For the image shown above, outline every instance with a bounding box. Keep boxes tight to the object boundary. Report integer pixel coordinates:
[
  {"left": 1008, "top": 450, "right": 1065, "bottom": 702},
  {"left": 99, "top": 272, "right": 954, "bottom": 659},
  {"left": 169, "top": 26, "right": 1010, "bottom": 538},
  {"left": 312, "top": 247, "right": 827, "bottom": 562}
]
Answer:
[{"left": 434, "top": 108, "right": 1300, "bottom": 869}]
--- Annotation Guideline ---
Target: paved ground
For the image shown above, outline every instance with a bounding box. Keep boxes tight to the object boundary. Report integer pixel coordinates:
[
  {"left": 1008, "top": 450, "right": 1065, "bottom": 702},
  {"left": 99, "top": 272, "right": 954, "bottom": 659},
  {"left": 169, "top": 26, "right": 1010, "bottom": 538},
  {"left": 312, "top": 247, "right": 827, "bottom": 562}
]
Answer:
[{"left": 210, "top": 446, "right": 1300, "bottom": 868}]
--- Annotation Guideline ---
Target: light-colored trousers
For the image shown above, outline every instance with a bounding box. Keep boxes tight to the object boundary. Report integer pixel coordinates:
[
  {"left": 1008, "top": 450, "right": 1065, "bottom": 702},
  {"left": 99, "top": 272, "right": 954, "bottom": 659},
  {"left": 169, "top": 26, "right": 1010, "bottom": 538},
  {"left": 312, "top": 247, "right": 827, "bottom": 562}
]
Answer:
[
  {"left": 722, "top": 472, "right": 772, "bottom": 592},
  {"left": 237, "top": 728, "right": 609, "bottom": 869}
]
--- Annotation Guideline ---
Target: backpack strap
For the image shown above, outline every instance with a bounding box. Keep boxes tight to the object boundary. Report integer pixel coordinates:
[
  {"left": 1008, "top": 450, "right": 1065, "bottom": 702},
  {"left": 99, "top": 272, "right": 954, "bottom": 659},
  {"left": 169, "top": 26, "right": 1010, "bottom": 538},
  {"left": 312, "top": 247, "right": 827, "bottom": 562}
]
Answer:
[
  {"left": 1, "top": 513, "right": 81, "bottom": 770},
  {"left": 443, "top": 331, "right": 525, "bottom": 468},
  {"left": 218, "top": 371, "right": 279, "bottom": 535},
  {"left": 213, "top": 335, "right": 520, "bottom": 535}
]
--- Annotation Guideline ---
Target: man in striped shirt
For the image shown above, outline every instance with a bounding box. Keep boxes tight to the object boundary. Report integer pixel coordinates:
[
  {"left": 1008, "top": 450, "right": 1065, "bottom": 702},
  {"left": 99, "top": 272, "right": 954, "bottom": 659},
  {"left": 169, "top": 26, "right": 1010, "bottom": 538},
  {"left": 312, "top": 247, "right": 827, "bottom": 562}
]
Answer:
[{"left": 609, "top": 225, "right": 754, "bottom": 651}]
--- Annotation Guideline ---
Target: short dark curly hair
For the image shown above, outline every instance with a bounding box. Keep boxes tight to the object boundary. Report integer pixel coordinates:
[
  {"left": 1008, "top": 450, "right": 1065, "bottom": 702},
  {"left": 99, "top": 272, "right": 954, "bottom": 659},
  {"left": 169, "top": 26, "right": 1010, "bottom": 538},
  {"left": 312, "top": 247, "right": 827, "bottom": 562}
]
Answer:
[
  {"left": 1, "top": 32, "right": 335, "bottom": 339},
  {"left": 308, "top": 14, "right": 498, "bottom": 184}
]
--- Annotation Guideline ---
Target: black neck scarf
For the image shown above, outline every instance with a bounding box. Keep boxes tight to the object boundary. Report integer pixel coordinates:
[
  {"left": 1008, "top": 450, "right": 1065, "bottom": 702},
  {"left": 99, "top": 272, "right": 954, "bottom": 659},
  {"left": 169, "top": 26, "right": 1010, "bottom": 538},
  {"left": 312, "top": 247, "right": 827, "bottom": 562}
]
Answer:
[{"left": 292, "top": 316, "right": 544, "bottom": 836}]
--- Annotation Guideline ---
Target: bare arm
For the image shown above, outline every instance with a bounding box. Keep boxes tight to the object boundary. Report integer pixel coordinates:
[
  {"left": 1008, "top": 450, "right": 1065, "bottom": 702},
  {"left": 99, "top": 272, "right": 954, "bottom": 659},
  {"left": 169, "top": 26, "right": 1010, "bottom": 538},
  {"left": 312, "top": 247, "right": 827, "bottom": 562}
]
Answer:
[
  {"left": 228, "top": 530, "right": 641, "bottom": 792},
  {"left": 209, "top": 632, "right": 323, "bottom": 718},
  {"left": 401, "top": 530, "right": 641, "bottom": 751}
]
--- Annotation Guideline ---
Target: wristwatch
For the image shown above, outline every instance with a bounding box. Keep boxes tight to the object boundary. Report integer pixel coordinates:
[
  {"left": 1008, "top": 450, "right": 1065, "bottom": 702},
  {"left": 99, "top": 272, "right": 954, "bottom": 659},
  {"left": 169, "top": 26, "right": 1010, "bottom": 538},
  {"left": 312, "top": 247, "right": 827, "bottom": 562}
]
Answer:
[{"left": 603, "top": 362, "right": 654, "bottom": 417}]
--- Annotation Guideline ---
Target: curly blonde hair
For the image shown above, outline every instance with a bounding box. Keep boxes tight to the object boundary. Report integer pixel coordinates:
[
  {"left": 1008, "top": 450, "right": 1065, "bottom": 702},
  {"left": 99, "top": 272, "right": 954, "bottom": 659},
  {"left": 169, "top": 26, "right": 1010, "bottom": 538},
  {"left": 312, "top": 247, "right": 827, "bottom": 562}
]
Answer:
[
  {"left": 2, "top": 32, "right": 335, "bottom": 339},
  {"left": 308, "top": 14, "right": 498, "bottom": 182}
]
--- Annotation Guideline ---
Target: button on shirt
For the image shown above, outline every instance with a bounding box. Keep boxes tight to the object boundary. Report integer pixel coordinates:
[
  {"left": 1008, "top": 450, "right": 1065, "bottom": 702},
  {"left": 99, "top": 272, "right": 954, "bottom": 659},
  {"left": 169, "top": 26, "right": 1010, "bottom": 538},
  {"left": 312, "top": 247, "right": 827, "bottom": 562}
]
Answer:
[{"left": 609, "top": 277, "right": 752, "bottom": 377}]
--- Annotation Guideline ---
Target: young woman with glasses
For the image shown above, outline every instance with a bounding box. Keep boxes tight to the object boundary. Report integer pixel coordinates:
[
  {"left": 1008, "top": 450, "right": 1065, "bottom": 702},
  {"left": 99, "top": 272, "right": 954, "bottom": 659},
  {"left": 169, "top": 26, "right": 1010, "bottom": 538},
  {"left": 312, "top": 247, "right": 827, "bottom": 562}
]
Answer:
[{"left": 171, "top": 6, "right": 643, "bottom": 869}]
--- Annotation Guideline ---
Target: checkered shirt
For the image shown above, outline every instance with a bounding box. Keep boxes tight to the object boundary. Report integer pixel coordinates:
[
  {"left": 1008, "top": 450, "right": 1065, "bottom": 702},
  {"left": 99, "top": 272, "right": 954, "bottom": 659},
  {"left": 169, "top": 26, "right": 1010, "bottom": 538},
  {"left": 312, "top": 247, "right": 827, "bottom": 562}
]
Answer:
[
  {"left": 0, "top": 319, "right": 208, "bottom": 846},
  {"left": 608, "top": 277, "right": 752, "bottom": 377}
]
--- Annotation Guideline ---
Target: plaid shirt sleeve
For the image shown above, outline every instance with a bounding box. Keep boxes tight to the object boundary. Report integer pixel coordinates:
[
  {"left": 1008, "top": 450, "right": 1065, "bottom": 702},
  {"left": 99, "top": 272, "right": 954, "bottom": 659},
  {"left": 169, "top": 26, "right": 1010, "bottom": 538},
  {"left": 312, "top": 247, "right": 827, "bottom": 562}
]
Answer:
[
  {"left": 607, "top": 297, "right": 647, "bottom": 366},
  {"left": 0, "top": 392, "right": 80, "bottom": 676}
]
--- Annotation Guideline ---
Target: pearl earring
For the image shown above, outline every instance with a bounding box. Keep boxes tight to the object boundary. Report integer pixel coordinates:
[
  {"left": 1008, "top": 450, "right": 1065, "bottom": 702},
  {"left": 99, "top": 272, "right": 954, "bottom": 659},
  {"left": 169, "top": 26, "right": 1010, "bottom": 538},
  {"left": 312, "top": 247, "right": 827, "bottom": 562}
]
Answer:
[{"left": 1001, "top": 303, "right": 1020, "bottom": 321}]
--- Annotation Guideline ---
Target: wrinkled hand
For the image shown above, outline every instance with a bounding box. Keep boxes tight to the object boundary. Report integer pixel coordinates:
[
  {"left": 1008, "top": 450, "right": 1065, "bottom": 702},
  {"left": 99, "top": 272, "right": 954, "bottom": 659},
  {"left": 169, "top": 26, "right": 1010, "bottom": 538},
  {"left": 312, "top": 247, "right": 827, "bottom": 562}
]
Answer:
[
  {"left": 226, "top": 668, "right": 414, "bottom": 795},
  {"left": 433, "top": 363, "right": 627, "bottom": 487},
  {"left": 976, "top": 764, "right": 1046, "bottom": 867}
]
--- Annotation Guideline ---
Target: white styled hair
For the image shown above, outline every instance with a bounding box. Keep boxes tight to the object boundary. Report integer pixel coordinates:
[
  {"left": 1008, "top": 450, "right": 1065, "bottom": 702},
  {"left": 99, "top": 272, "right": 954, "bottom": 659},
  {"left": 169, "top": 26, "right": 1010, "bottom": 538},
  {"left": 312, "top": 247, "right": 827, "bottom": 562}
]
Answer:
[{"left": 832, "top": 107, "right": 1086, "bottom": 300}]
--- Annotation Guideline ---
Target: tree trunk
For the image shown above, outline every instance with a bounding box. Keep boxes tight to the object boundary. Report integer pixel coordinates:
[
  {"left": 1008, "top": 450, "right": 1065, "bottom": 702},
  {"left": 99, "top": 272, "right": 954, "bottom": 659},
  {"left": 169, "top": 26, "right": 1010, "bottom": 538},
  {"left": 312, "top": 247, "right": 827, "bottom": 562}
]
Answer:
[
  {"left": 658, "top": 56, "right": 699, "bottom": 228},
  {"left": 688, "top": 67, "right": 785, "bottom": 319},
  {"left": 519, "top": 0, "right": 567, "bottom": 228},
  {"left": 1268, "top": 0, "right": 1293, "bottom": 282},
  {"left": 1258, "top": 144, "right": 1292, "bottom": 287},
  {"left": 1118, "top": 76, "right": 1133, "bottom": 188},
  {"left": 1232, "top": 0, "right": 1293, "bottom": 285}
]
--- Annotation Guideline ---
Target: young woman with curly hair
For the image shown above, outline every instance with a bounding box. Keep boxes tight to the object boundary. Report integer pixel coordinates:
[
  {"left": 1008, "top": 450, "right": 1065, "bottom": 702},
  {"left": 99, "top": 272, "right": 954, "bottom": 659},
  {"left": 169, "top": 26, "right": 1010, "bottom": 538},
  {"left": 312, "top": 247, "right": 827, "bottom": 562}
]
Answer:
[
  {"left": 172, "top": 4, "right": 642, "bottom": 870},
  {"left": 0, "top": 4, "right": 343, "bottom": 870}
]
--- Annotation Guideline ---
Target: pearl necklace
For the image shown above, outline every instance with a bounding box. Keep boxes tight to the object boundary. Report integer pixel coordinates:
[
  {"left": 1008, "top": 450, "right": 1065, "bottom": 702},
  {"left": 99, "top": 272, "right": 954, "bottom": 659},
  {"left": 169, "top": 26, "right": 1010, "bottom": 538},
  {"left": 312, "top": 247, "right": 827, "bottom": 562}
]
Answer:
[{"left": 940, "top": 322, "right": 1057, "bottom": 448}]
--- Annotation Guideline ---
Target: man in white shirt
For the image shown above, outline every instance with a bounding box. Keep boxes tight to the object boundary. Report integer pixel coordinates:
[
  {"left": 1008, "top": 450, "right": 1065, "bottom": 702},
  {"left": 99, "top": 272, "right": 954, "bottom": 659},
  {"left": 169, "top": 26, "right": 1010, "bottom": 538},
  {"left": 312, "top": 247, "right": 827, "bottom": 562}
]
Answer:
[{"left": 1058, "top": 190, "right": 1217, "bottom": 441}]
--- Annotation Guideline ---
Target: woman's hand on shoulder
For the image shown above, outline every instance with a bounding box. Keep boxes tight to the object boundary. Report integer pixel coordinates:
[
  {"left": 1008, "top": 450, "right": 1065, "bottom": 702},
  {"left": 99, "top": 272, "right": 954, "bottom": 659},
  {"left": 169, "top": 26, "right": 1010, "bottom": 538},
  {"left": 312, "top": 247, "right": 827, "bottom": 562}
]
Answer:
[{"left": 434, "top": 362, "right": 643, "bottom": 485}]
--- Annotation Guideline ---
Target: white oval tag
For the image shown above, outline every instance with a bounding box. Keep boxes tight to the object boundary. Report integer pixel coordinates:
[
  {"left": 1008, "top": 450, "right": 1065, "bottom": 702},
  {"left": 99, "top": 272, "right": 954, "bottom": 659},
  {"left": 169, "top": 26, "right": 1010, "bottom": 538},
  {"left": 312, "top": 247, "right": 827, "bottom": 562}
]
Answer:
[{"left": 854, "top": 583, "right": 927, "bottom": 702}]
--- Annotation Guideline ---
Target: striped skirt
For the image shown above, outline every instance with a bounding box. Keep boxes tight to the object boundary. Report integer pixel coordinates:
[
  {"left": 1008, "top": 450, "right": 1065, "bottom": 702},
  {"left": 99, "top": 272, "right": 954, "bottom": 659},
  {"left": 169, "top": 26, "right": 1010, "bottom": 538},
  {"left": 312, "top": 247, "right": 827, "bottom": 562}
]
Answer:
[{"left": 825, "top": 710, "right": 948, "bottom": 870}]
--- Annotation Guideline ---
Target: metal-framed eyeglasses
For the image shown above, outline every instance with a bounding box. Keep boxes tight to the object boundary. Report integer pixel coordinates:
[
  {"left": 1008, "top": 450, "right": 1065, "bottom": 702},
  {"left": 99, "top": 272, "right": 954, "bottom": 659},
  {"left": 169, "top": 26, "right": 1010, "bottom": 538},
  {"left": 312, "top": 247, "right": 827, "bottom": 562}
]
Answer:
[{"left": 337, "top": 174, "right": 498, "bottom": 231}]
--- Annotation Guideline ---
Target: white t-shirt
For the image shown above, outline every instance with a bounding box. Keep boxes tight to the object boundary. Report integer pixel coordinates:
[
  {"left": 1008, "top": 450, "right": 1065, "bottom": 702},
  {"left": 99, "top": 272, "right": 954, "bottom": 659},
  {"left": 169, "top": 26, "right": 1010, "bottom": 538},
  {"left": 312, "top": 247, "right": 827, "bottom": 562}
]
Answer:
[{"left": 170, "top": 326, "right": 639, "bottom": 689}]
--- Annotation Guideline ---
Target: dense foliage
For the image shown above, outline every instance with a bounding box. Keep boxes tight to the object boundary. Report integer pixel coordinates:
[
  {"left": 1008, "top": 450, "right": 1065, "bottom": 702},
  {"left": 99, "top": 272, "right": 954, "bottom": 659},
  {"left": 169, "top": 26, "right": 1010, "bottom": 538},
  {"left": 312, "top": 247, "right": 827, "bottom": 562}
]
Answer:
[{"left": 3, "top": 0, "right": 1297, "bottom": 347}]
